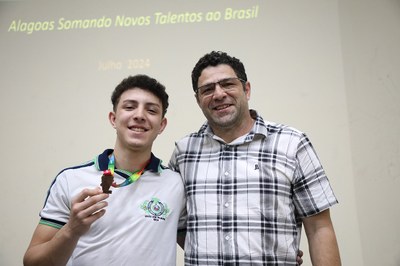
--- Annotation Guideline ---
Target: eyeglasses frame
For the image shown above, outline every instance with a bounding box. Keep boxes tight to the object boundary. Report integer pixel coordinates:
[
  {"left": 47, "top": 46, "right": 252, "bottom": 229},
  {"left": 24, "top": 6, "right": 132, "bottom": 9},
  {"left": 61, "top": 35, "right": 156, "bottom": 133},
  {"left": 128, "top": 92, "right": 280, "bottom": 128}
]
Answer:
[{"left": 195, "top": 77, "right": 247, "bottom": 97}]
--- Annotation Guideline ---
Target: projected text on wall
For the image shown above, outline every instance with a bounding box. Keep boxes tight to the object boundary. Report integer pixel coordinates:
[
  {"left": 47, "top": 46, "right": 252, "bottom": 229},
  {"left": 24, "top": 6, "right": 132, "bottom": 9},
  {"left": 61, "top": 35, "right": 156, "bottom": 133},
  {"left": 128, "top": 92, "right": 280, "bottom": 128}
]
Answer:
[{"left": 7, "top": 6, "right": 259, "bottom": 35}]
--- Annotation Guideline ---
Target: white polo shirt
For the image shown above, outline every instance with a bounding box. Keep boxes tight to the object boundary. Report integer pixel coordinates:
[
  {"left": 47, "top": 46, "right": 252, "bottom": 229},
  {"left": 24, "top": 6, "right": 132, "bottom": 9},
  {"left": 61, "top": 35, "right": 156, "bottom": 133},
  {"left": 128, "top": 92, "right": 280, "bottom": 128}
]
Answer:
[{"left": 40, "top": 149, "right": 186, "bottom": 266}]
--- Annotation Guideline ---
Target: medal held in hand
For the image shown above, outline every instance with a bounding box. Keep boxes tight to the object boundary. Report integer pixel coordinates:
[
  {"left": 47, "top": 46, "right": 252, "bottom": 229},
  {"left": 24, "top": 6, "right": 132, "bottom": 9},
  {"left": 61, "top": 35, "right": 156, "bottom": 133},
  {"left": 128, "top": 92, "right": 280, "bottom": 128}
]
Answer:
[{"left": 101, "top": 169, "right": 114, "bottom": 194}]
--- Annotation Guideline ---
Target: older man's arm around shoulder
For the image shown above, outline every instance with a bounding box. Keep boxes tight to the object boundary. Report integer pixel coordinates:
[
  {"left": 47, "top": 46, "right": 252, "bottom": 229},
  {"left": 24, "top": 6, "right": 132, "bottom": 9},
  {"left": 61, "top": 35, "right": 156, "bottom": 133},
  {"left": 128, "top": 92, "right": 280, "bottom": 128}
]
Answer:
[{"left": 303, "top": 209, "right": 341, "bottom": 266}]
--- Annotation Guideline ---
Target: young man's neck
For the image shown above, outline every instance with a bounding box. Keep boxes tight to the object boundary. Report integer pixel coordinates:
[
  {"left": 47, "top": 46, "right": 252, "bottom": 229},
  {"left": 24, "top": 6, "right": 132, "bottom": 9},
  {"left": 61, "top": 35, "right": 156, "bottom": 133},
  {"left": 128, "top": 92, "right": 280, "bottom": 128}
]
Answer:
[{"left": 112, "top": 147, "right": 151, "bottom": 173}]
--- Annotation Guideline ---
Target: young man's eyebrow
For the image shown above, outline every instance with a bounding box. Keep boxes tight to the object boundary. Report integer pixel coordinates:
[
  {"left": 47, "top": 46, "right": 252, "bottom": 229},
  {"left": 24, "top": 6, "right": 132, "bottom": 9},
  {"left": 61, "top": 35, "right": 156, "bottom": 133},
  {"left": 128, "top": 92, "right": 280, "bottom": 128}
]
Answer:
[{"left": 121, "top": 99, "right": 161, "bottom": 108}]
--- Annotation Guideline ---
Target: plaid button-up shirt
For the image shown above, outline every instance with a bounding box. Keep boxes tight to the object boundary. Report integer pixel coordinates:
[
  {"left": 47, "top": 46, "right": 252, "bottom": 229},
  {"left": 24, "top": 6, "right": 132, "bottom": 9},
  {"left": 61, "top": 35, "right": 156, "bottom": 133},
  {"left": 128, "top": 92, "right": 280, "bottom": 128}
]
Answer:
[{"left": 170, "top": 110, "right": 338, "bottom": 265}]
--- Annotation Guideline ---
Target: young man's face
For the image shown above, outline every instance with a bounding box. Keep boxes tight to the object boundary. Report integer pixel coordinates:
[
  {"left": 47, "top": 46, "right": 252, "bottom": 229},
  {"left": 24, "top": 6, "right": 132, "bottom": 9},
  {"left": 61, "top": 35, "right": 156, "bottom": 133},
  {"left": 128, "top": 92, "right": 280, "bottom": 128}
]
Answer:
[
  {"left": 109, "top": 88, "right": 167, "bottom": 153},
  {"left": 195, "top": 64, "right": 250, "bottom": 132}
]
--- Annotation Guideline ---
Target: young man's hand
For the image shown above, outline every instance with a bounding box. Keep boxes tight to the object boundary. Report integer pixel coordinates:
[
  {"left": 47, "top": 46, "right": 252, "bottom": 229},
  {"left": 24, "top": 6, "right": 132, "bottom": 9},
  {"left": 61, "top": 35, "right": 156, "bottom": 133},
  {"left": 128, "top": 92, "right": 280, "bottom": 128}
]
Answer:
[{"left": 66, "top": 187, "right": 109, "bottom": 236}]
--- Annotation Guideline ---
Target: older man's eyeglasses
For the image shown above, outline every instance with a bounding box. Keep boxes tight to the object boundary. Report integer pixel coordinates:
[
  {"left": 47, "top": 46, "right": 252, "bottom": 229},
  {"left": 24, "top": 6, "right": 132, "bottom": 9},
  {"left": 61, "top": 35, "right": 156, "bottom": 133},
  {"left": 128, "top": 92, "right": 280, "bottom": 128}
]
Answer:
[{"left": 196, "top": 77, "right": 246, "bottom": 97}]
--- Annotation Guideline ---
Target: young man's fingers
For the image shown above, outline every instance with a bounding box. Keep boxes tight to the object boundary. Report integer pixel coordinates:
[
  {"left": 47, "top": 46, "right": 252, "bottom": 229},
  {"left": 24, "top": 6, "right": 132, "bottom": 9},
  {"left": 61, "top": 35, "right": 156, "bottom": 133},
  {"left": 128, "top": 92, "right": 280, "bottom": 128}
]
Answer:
[
  {"left": 71, "top": 188, "right": 109, "bottom": 218},
  {"left": 73, "top": 187, "right": 102, "bottom": 203}
]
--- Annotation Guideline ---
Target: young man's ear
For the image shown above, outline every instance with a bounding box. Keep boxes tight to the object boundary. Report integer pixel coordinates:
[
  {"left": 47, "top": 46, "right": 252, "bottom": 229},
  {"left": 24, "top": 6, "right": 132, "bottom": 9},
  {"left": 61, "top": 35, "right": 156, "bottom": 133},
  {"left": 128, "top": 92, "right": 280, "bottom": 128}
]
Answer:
[
  {"left": 109, "top": 111, "right": 116, "bottom": 128},
  {"left": 158, "top": 117, "right": 167, "bottom": 134}
]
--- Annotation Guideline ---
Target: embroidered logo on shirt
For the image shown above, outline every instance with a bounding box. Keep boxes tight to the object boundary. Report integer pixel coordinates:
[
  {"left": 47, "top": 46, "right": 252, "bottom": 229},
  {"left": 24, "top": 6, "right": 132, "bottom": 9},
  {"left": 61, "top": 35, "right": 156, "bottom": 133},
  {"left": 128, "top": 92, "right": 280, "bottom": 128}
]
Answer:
[{"left": 140, "top": 197, "right": 170, "bottom": 221}]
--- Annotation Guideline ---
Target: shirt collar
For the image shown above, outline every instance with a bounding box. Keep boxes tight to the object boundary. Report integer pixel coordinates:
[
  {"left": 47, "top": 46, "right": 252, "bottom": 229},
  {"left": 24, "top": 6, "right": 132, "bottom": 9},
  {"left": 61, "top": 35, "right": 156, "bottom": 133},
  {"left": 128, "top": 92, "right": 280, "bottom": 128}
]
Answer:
[{"left": 95, "top": 149, "right": 162, "bottom": 173}]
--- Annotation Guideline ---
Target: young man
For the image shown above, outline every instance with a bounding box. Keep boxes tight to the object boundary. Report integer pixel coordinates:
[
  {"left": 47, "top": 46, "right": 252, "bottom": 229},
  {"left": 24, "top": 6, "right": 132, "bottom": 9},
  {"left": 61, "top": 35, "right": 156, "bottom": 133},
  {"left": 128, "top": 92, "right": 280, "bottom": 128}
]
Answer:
[
  {"left": 169, "top": 51, "right": 341, "bottom": 265},
  {"left": 24, "top": 75, "right": 186, "bottom": 266}
]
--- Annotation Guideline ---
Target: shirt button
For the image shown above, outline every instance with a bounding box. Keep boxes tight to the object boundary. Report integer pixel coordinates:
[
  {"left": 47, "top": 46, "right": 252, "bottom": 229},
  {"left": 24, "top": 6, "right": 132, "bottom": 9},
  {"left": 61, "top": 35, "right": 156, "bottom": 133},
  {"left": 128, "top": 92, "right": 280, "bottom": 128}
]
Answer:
[
  {"left": 224, "top": 203, "right": 229, "bottom": 207},
  {"left": 224, "top": 172, "right": 229, "bottom": 176},
  {"left": 225, "top": 235, "right": 230, "bottom": 240}
]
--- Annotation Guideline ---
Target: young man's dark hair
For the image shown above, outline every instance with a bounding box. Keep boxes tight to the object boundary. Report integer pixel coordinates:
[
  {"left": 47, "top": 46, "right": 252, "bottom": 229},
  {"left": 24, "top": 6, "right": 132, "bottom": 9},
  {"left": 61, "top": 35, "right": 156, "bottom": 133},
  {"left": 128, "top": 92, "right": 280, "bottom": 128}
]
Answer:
[{"left": 111, "top": 74, "right": 169, "bottom": 116}]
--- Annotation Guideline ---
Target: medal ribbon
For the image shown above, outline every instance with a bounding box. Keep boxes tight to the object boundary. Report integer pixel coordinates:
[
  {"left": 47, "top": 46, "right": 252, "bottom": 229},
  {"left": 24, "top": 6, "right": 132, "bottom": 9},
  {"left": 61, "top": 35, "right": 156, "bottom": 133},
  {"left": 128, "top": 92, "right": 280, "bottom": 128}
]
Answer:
[{"left": 106, "top": 154, "right": 147, "bottom": 188}]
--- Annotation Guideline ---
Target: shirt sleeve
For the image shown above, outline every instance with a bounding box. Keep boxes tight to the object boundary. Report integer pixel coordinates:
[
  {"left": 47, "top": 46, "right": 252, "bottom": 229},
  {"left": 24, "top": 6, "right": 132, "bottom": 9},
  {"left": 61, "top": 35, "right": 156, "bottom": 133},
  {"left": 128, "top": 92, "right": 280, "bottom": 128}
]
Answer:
[
  {"left": 39, "top": 171, "right": 71, "bottom": 228},
  {"left": 292, "top": 133, "right": 338, "bottom": 218},
  {"left": 168, "top": 144, "right": 180, "bottom": 173}
]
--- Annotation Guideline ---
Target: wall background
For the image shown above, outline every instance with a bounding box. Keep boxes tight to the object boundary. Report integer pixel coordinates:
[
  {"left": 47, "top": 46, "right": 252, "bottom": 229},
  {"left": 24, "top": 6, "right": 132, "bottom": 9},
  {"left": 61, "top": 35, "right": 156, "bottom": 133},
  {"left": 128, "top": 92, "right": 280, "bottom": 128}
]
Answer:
[
  {"left": 338, "top": 1, "right": 400, "bottom": 265},
  {"left": 0, "top": 1, "right": 399, "bottom": 265}
]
